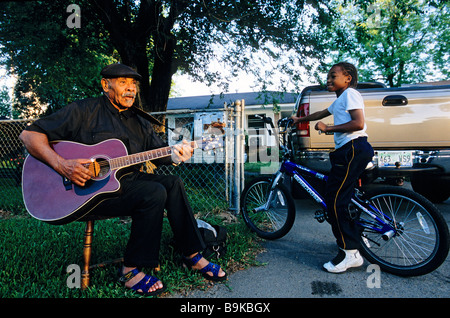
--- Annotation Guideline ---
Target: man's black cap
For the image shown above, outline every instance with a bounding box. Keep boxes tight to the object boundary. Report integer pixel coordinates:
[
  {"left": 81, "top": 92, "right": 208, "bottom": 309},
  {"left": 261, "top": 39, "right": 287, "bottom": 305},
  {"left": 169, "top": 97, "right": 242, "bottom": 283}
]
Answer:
[{"left": 100, "top": 63, "right": 142, "bottom": 81}]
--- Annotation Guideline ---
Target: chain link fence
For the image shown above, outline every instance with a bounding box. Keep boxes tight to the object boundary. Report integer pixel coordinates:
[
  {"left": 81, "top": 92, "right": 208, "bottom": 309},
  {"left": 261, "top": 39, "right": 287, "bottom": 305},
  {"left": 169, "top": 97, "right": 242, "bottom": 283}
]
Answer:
[
  {"left": 0, "top": 119, "right": 29, "bottom": 216},
  {"left": 0, "top": 105, "right": 245, "bottom": 219}
]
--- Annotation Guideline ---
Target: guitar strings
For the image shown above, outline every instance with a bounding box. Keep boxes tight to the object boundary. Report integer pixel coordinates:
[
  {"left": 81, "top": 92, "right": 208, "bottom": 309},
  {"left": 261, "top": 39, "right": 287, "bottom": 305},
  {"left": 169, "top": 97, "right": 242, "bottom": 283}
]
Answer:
[
  {"left": 80, "top": 147, "right": 173, "bottom": 169},
  {"left": 80, "top": 138, "right": 211, "bottom": 169}
]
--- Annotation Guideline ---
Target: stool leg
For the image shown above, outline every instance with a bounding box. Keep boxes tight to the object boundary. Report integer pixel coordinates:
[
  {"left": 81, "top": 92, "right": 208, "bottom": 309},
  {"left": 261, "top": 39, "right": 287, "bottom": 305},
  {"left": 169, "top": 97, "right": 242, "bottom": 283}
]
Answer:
[{"left": 81, "top": 220, "right": 94, "bottom": 290}]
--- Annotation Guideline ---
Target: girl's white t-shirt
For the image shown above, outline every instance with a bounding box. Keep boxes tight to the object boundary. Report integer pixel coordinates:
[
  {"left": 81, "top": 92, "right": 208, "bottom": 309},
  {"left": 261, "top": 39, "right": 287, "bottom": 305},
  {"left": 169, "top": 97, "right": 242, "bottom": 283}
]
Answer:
[{"left": 327, "top": 87, "right": 368, "bottom": 149}]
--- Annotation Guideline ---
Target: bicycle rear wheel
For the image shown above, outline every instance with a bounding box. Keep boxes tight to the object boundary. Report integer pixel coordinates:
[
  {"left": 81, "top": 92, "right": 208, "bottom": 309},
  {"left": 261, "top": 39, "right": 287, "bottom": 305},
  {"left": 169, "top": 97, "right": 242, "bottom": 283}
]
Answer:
[
  {"left": 240, "top": 176, "right": 295, "bottom": 240},
  {"left": 358, "top": 186, "right": 449, "bottom": 276}
]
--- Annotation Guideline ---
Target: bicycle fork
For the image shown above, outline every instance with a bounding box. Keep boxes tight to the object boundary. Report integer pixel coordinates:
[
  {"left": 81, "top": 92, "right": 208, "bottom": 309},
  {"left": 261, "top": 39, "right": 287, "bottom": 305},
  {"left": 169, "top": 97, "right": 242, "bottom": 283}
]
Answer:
[{"left": 253, "top": 171, "right": 285, "bottom": 213}]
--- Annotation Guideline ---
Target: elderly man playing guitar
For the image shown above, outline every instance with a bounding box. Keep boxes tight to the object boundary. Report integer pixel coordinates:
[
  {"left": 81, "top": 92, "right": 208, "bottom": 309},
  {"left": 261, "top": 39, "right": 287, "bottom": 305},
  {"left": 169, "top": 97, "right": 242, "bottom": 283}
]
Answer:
[{"left": 19, "top": 63, "right": 226, "bottom": 296}]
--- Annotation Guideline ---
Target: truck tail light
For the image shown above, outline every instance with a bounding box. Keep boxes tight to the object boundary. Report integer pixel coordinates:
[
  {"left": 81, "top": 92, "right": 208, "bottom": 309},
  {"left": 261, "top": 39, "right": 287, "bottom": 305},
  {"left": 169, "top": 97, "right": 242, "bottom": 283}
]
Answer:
[{"left": 296, "top": 102, "right": 310, "bottom": 137}]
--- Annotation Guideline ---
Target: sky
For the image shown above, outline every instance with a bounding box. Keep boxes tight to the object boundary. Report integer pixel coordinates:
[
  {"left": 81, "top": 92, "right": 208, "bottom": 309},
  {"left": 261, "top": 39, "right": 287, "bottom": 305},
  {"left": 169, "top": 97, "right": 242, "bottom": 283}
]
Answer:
[
  {"left": 171, "top": 55, "right": 309, "bottom": 97},
  {"left": 0, "top": 67, "right": 14, "bottom": 99},
  {"left": 173, "top": 72, "right": 257, "bottom": 97},
  {"left": 1, "top": 65, "right": 268, "bottom": 99},
  {"left": 170, "top": 44, "right": 309, "bottom": 97}
]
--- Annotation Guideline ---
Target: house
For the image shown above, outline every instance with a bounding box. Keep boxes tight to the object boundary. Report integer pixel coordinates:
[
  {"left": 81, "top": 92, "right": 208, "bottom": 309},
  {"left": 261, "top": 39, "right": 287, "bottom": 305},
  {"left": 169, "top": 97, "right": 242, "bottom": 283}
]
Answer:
[{"left": 165, "top": 91, "right": 298, "bottom": 160}]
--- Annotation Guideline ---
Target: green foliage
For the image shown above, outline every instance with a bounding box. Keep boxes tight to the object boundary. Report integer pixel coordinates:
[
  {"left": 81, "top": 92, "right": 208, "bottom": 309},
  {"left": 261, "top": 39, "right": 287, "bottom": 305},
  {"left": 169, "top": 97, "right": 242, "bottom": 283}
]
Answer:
[
  {"left": 325, "top": 0, "right": 449, "bottom": 87},
  {"left": 0, "top": 1, "right": 117, "bottom": 118},
  {"left": 174, "top": 0, "right": 336, "bottom": 92},
  {"left": 3, "top": 0, "right": 445, "bottom": 115},
  {"left": 0, "top": 0, "right": 338, "bottom": 116},
  {"left": 0, "top": 85, "right": 10, "bottom": 118}
]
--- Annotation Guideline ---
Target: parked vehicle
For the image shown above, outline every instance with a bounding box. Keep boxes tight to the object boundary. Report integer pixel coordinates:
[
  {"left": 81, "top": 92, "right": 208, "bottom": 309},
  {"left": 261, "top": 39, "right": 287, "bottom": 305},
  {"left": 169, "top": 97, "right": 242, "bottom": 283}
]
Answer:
[
  {"left": 241, "top": 115, "right": 449, "bottom": 276},
  {"left": 291, "top": 82, "right": 450, "bottom": 202}
]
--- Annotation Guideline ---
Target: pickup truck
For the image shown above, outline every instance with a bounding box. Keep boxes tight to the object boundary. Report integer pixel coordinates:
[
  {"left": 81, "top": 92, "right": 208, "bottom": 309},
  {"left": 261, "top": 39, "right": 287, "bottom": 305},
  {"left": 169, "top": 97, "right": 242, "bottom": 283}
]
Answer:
[{"left": 291, "top": 82, "right": 450, "bottom": 203}]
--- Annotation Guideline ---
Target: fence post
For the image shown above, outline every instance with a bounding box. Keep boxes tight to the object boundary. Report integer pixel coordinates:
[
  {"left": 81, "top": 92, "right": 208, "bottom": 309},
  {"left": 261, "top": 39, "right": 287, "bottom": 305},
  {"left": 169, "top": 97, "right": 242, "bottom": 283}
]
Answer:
[
  {"left": 232, "top": 99, "right": 245, "bottom": 215},
  {"left": 240, "top": 99, "right": 245, "bottom": 193}
]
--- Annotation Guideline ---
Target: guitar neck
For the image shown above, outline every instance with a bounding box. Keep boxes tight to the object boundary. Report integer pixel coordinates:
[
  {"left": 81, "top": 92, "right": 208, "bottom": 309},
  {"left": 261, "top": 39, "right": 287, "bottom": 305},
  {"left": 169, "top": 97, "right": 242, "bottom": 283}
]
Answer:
[{"left": 109, "top": 141, "right": 198, "bottom": 170}]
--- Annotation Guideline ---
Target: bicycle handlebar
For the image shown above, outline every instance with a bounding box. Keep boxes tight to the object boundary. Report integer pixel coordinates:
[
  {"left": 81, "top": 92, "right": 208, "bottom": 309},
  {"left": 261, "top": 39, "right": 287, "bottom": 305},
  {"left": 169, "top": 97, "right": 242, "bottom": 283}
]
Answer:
[
  {"left": 255, "top": 114, "right": 274, "bottom": 126},
  {"left": 254, "top": 114, "right": 295, "bottom": 156},
  {"left": 277, "top": 117, "right": 293, "bottom": 130}
]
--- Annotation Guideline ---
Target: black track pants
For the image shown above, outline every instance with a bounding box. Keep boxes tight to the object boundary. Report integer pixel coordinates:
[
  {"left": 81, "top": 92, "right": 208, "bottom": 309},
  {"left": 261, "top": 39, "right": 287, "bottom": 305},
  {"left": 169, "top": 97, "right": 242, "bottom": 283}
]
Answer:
[{"left": 324, "top": 137, "right": 374, "bottom": 250}]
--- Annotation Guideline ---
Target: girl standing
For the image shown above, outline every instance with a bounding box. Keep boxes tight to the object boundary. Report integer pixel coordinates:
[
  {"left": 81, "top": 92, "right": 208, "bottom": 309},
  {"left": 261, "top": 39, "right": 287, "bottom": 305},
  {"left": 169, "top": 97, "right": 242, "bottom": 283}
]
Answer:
[{"left": 292, "top": 62, "right": 374, "bottom": 273}]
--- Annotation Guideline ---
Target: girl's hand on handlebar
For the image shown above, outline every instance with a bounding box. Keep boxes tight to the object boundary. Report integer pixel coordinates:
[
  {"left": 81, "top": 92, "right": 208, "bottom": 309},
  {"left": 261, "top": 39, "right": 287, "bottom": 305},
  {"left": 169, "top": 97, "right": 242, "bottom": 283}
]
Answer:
[{"left": 290, "top": 115, "right": 301, "bottom": 125}]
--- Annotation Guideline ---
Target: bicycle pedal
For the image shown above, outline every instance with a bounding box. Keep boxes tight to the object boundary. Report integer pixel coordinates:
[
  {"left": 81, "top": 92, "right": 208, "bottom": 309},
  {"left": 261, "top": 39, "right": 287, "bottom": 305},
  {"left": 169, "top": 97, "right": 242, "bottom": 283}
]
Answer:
[{"left": 314, "top": 210, "right": 326, "bottom": 223}]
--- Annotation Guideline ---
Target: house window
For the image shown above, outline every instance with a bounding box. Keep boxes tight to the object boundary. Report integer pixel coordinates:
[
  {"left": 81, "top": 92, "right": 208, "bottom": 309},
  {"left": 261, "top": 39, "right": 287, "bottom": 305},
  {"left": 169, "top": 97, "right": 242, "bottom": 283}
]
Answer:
[
  {"left": 247, "top": 114, "right": 266, "bottom": 129},
  {"left": 247, "top": 114, "right": 267, "bottom": 148}
]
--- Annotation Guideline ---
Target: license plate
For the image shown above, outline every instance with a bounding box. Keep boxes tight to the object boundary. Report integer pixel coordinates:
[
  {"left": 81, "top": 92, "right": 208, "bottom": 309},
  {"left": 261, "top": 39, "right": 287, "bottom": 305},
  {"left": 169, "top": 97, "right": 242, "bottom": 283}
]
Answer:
[{"left": 377, "top": 151, "right": 413, "bottom": 167}]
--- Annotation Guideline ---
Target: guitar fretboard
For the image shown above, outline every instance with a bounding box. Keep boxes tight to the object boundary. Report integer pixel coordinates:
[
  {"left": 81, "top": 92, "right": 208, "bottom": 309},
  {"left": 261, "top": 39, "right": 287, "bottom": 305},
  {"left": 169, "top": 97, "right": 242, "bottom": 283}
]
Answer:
[{"left": 109, "top": 142, "right": 197, "bottom": 170}]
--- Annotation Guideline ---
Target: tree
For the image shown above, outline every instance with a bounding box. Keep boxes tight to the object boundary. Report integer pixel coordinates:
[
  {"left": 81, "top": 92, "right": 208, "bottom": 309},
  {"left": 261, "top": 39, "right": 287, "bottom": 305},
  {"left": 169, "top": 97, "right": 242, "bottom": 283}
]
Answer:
[
  {"left": 0, "top": 1, "right": 117, "bottom": 117},
  {"left": 1, "top": 0, "right": 338, "bottom": 117},
  {"left": 323, "top": 0, "right": 449, "bottom": 87}
]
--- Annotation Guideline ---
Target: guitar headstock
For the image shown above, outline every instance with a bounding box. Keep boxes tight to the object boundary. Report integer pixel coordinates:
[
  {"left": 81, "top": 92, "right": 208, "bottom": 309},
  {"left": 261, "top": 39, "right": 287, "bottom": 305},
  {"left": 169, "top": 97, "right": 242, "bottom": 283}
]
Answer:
[{"left": 197, "top": 135, "right": 224, "bottom": 151}]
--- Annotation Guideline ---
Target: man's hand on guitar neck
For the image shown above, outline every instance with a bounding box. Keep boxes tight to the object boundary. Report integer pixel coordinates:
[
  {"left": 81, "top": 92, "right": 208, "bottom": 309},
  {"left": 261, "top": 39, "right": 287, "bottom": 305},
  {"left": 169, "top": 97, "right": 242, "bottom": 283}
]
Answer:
[{"left": 171, "top": 139, "right": 194, "bottom": 165}]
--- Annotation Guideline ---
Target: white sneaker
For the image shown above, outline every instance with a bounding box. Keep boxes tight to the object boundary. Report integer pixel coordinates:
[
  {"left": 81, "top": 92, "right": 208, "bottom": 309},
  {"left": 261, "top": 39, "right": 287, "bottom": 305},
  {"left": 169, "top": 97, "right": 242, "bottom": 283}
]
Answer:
[{"left": 323, "top": 249, "right": 364, "bottom": 273}]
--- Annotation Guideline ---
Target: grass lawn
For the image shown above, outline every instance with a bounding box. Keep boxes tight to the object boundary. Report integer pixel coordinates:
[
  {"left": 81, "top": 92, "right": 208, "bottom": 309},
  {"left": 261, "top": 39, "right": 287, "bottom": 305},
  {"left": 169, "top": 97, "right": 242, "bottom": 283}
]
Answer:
[{"left": 0, "top": 212, "right": 263, "bottom": 298}]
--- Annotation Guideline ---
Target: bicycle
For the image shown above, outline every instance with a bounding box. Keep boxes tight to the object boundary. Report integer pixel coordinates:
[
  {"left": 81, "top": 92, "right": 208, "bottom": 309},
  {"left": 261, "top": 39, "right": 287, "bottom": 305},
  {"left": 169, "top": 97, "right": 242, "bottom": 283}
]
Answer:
[{"left": 240, "top": 115, "right": 449, "bottom": 276}]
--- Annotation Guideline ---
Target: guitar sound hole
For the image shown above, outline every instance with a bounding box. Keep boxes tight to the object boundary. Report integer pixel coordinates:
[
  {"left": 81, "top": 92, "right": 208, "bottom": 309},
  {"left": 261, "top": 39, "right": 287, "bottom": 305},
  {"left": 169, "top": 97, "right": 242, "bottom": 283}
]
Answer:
[{"left": 92, "top": 158, "right": 111, "bottom": 180}]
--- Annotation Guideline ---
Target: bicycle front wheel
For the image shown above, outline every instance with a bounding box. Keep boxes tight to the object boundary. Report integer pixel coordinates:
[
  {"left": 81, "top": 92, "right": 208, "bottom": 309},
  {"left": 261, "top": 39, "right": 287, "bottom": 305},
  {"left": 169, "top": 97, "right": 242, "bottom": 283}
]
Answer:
[
  {"left": 358, "top": 186, "right": 449, "bottom": 276},
  {"left": 240, "top": 177, "right": 295, "bottom": 240}
]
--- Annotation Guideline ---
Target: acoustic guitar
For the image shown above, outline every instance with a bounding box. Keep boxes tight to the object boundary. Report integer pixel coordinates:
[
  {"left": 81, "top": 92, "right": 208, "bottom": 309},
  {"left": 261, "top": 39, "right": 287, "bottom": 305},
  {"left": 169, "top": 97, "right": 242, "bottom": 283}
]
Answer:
[{"left": 22, "top": 137, "right": 222, "bottom": 224}]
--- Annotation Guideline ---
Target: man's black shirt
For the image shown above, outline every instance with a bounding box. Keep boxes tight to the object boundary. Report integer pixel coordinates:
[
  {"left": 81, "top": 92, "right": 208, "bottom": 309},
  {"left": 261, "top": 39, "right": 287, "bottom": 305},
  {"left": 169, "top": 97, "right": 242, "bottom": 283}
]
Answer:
[{"left": 26, "top": 94, "right": 172, "bottom": 167}]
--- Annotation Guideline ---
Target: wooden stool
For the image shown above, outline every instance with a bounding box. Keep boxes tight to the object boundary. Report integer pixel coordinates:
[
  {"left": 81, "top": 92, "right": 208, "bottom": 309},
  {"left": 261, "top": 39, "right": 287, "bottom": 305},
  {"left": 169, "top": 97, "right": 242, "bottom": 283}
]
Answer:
[
  {"left": 79, "top": 216, "right": 123, "bottom": 290},
  {"left": 78, "top": 215, "right": 160, "bottom": 290}
]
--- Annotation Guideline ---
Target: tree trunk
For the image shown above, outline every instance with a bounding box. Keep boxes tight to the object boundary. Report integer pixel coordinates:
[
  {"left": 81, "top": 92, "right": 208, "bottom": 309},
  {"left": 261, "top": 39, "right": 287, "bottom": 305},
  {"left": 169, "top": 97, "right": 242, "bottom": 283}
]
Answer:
[
  {"left": 146, "top": 35, "right": 177, "bottom": 113},
  {"left": 119, "top": 41, "right": 152, "bottom": 111},
  {"left": 91, "top": 0, "right": 180, "bottom": 113}
]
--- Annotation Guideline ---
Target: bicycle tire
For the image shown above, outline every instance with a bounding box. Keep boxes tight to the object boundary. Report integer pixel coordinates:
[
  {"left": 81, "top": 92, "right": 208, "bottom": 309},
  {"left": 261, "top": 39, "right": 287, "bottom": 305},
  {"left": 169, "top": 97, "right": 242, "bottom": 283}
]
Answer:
[
  {"left": 358, "top": 186, "right": 449, "bottom": 276},
  {"left": 240, "top": 176, "right": 296, "bottom": 240}
]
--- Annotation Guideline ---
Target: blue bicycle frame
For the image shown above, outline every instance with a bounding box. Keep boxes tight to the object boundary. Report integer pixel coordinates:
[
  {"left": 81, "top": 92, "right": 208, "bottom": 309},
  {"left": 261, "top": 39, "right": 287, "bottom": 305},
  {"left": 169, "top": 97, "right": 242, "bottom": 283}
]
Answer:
[{"left": 275, "top": 159, "right": 397, "bottom": 238}]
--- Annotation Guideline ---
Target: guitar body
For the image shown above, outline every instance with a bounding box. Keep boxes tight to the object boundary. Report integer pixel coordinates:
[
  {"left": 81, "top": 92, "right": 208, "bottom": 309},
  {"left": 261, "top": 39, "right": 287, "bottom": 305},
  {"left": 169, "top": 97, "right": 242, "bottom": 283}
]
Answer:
[
  {"left": 22, "top": 139, "right": 128, "bottom": 225},
  {"left": 21, "top": 135, "right": 222, "bottom": 225}
]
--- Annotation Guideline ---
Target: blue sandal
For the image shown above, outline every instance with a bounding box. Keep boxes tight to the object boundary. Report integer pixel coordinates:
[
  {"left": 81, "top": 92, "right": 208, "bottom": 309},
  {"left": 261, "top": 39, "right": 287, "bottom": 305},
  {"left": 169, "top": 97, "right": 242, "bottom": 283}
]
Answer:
[
  {"left": 183, "top": 253, "right": 227, "bottom": 282},
  {"left": 118, "top": 268, "right": 166, "bottom": 296}
]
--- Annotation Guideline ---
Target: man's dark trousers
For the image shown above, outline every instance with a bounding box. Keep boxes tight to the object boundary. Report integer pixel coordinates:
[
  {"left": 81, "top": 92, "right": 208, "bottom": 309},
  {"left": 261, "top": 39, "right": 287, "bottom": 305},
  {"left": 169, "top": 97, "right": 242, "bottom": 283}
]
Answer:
[{"left": 93, "top": 172, "right": 206, "bottom": 268}]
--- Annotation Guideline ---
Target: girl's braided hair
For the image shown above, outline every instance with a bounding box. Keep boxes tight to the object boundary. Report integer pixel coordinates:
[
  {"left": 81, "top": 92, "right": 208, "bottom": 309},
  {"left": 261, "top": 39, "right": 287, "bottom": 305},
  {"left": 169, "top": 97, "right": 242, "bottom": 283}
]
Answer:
[{"left": 332, "top": 62, "right": 358, "bottom": 88}]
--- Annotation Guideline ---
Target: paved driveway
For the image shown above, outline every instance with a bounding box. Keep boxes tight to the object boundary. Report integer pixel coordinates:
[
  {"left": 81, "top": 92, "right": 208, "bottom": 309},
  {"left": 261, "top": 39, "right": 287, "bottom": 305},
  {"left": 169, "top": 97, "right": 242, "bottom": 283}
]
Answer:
[{"left": 172, "top": 186, "right": 449, "bottom": 300}]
